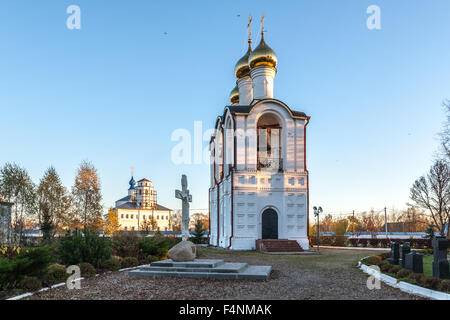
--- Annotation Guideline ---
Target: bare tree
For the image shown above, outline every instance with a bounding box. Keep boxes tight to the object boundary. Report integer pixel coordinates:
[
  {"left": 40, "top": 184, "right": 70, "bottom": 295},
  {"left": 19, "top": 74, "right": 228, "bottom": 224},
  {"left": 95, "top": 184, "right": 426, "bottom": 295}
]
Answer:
[
  {"left": 141, "top": 215, "right": 158, "bottom": 233},
  {"left": 359, "top": 210, "right": 384, "bottom": 233},
  {"left": 440, "top": 99, "right": 450, "bottom": 158},
  {"left": 410, "top": 159, "right": 450, "bottom": 235},
  {"left": 172, "top": 210, "right": 182, "bottom": 232}
]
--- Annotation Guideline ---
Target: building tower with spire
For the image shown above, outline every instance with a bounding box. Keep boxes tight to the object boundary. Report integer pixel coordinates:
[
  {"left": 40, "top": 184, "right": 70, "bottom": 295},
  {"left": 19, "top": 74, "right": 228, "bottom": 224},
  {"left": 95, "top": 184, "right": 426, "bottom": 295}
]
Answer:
[
  {"left": 209, "top": 16, "right": 310, "bottom": 250},
  {"left": 114, "top": 170, "right": 172, "bottom": 232}
]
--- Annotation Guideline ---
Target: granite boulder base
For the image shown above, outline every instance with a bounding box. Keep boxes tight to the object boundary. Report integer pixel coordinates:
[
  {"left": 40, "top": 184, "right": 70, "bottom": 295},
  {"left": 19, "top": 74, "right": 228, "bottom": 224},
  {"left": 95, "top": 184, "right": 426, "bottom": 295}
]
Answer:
[{"left": 168, "top": 241, "right": 197, "bottom": 262}]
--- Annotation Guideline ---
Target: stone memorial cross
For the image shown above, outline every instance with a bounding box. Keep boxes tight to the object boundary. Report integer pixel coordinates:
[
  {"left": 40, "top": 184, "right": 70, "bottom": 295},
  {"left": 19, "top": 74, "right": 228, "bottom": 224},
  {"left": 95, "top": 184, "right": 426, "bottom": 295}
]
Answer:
[{"left": 175, "top": 175, "right": 192, "bottom": 241}]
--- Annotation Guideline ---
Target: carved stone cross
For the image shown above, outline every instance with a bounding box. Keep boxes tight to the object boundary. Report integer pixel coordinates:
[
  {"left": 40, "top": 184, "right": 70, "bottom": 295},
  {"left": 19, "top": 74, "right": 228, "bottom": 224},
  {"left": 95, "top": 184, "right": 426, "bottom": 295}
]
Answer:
[{"left": 175, "top": 174, "right": 192, "bottom": 241}]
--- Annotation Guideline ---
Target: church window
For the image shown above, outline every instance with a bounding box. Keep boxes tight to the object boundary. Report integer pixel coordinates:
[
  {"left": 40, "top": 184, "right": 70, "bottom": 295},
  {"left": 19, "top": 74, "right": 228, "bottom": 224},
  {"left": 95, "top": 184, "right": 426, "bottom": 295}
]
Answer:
[
  {"left": 126, "top": 214, "right": 129, "bottom": 219},
  {"left": 131, "top": 214, "right": 134, "bottom": 219},
  {"left": 131, "top": 227, "right": 135, "bottom": 231},
  {"left": 121, "top": 214, "right": 124, "bottom": 218},
  {"left": 157, "top": 215, "right": 160, "bottom": 220},
  {"left": 124, "top": 227, "right": 127, "bottom": 231}
]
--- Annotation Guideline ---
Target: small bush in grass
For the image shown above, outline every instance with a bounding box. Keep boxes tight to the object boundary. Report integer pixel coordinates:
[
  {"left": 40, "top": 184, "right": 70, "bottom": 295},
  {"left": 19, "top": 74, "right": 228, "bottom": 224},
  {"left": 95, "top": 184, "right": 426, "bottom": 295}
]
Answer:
[
  {"left": 111, "top": 233, "right": 141, "bottom": 259},
  {"left": 379, "top": 252, "right": 390, "bottom": 260},
  {"left": 121, "top": 257, "right": 139, "bottom": 268},
  {"left": 44, "top": 263, "right": 68, "bottom": 285},
  {"left": 397, "top": 269, "right": 413, "bottom": 278},
  {"left": 408, "top": 273, "right": 425, "bottom": 283},
  {"left": 379, "top": 261, "right": 391, "bottom": 272},
  {"left": 102, "top": 257, "right": 121, "bottom": 271},
  {"left": 77, "top": 262, "right": 96, "bottom": 278},
  {"left": 439, "top": 280, "right": 450, "bottom": 293},
  {"left": 388, "top": 265, "right": 402, "bottom": 275},
  {"left": 421, "top": 276, "right": 441, "bottom": 290},
  {"left": 147, "top": 255, "right": 160, "bottom": 263},
  {"left": 18, "top": 276, "right": 42, "bottom": 292},
  {"left": 367, "top": 256, "right": 382, "bottom": 265}
]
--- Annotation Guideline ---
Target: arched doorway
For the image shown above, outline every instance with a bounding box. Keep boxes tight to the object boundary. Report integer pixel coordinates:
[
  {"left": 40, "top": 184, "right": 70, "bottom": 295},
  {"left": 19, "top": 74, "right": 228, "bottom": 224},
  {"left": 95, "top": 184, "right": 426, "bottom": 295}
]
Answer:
[{"left": 262, "top": 208, "right": 278, "bottom": 239}]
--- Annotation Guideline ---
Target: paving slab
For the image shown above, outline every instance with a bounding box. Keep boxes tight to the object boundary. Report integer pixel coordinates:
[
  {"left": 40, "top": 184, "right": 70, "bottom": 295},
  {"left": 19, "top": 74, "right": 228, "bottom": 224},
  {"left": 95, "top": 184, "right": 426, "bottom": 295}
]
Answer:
[{"left": 150, "top": 259, "right": 224, "bottom": 268}]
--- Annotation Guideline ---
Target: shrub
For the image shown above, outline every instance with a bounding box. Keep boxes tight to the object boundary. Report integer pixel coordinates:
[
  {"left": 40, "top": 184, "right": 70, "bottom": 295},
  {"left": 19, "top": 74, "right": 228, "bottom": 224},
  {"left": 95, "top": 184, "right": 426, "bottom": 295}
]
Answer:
[
  {"left": 111, "top": 232, "right": 142, "bottom": 259},
  {"left": 138, "top": 235, "right": 177, "bottom": 260},
  {"left": 77, "top": 262, "right": 96, "bottom": 278},
  {"left": 421, "top": 276, "right": 441, "bottom": 290},
  {"left": 397, "top": 269, "right": 413, "bottom": 278},
  {"left": 0, "top": 246, "right": 53, "bottom": 290},
  {"left": 44, "top": 263, "right": 68, "bottom": 285},
  {"left": 0, "top": 245, "right": 23, "bottom": 259},
  {"left": 379, "top": 261, "right": 391, "bottom": 272},
  {"left": 388, "top": 265, "right": 402, "bottom": 275},
  {"left": 365, "top": 256, "right": 382, "bottom": 266},
  {"left": 58, "top": 230, "right": 111, "bottom": 268},
  {"left": 408, "top": 273, "right": 425, "bottom": 283},
  {"left": 102, "top": 257, "right": 121, "bottom": 271},
  {"left": 121, "top": 257, "right": 139, "bottom": 268},
  {"left": 18, "top": 276, "right": 42, "bottom": 292},
  {"left": 439, "top": 280, "right": 450, "bottom": 293},
  {"left": 147, "top": 255, "right": 160, "bottom": 263},
  {"left": 379, "top": 252, "right": 391, "bottom": 260}
]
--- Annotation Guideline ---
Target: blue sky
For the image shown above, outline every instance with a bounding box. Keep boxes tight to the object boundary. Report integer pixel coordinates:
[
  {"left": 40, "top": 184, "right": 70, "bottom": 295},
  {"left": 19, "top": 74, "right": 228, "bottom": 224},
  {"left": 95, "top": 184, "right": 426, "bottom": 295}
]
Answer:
[{"left": 1, "top": 1, "right": 449, "bottom": 218}]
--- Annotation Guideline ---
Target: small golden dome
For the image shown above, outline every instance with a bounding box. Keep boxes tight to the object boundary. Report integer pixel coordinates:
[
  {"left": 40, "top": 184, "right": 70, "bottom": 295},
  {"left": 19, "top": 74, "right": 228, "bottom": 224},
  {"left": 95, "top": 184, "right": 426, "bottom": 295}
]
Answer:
[
  {"left": 230, "top": 85, "right": 239, "bottom": 104},
  {"left": 248, "top": 34, "right": 277, "bottom": 69},
  {"left": 234, "top": 43, "right": 252, "bottom": 79}
]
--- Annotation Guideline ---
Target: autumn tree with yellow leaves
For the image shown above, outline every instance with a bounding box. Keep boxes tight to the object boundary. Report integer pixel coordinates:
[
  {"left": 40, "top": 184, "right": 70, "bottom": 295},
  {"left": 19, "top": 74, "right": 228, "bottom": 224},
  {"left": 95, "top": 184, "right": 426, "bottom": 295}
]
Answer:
[
  {"left": 104, "top": 208, "right": 120, "bottom": 235},
  {"left": 72, "top": 160, "right": 103, "bottom": 231}
]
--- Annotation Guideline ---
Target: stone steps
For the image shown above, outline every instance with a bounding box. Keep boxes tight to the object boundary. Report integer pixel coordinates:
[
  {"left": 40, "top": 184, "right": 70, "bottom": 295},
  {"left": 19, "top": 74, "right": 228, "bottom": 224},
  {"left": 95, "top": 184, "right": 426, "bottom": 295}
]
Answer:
[
  {"left": 128, "top": 259, "right": 272, "bottom": 280},
  {"left": 256, "top": 239, "right": 304, "bottom": 253},
  {"left": 140, "top": 262, "right": 248, "bottom": 273}
]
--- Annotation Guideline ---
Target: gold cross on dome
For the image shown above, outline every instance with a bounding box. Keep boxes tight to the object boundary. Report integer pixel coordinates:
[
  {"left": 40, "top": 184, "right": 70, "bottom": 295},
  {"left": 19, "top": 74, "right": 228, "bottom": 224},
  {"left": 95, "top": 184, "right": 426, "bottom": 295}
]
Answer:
[
  {"left": 261, "top": 14, "right": 265, "bottom": 35},
  {"left": 247, "top": 15, "right": 252, "bottom": 42}
]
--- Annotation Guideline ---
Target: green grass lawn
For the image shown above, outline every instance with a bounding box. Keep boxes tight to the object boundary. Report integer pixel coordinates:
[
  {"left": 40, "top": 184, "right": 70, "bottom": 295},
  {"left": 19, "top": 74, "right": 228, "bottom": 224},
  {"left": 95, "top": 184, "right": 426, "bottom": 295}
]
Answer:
[{"left": 423, "top": 255, "right": 433, "bottom": 277}]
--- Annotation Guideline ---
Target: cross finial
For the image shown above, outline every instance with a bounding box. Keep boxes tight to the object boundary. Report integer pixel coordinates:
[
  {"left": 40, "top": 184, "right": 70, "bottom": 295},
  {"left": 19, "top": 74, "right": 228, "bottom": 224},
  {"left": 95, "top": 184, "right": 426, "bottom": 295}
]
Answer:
[
  {"left": 247, "top": 15, "right": 252, "bottom": 44},
  {"left": 261, "top": 14, "right": 265, "bottom": 36},
  {"left": 130, "top": 166, "right": 134, "bottom": 177}
]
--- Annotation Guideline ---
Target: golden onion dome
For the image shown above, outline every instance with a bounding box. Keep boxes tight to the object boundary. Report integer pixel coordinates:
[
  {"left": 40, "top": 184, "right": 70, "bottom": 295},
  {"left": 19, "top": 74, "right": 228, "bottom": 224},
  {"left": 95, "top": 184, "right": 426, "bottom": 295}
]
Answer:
[
  {"left": 230, "top": 85, "right": 239, "bottom": 104},
  {"left": 248, "top": 34, "right": 277, "bottom": 69},
  {"left": 234, "top": 42, "right": 252, "bottom": 79}
]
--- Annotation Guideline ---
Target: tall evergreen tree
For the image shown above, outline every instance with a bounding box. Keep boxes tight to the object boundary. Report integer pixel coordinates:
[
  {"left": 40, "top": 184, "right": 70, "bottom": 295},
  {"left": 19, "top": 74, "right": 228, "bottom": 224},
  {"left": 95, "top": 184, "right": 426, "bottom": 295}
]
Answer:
[
  {"left": 192, "top": 218, "right": 205, "bottom": 244},
  {"left": 40, "top": 203, "right": 54, "bottom": 244},
  {"left": 37, "top": 166, "right": 72, "bottom": 235}
]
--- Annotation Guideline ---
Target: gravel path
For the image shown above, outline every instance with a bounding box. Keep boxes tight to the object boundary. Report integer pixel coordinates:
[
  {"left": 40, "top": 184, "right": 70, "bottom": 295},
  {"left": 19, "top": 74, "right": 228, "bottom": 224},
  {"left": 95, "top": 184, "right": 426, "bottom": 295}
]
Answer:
[{"left": 28, "top": 248, "right": 421, "bottom": 300}]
